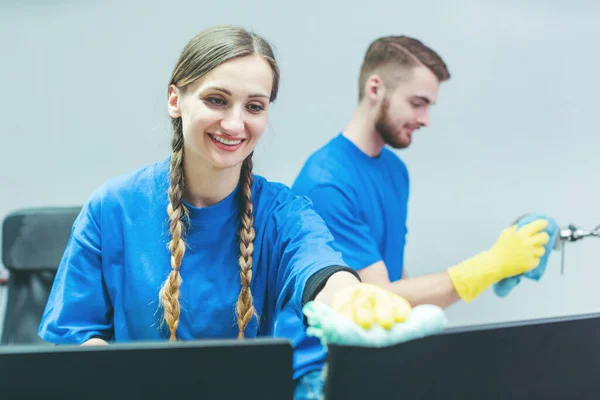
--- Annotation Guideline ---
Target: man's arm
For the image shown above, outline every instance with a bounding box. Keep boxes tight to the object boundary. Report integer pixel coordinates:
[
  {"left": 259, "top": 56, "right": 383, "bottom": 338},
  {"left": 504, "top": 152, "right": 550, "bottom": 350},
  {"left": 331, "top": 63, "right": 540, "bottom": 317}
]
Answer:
[
  {"left": 299, "top": 182, "right": 551, "bottom": 307},
  {"left": 299, "top": 183, "right": 458, "bottom": 308},
  {"left": 359, "top": 261, "right": 460, "bottom": 308},
  {"left": 359, "top": 220, "right": 550, "bottom": 307}
]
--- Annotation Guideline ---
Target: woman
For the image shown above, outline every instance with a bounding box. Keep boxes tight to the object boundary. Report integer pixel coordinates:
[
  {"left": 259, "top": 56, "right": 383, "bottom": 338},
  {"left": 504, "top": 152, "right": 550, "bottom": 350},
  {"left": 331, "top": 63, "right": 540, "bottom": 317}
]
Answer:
[{"left": 38, "top": 24, "right": 408, "bottom": 398}]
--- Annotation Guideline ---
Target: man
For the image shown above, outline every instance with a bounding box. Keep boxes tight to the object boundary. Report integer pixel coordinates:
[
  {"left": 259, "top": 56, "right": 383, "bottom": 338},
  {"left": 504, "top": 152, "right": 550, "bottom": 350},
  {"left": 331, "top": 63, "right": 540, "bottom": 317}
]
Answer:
[
  {"left": 295, "top": 36, "right": 453, "bottom": 307},
  {"left": 281, "top": 35, "right": 549, "bottom": 399}
]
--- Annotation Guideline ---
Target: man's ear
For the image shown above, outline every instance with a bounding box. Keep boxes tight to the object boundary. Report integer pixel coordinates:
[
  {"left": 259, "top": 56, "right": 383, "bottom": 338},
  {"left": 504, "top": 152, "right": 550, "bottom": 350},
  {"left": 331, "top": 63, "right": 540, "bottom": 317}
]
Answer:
[
  {"left": 364, "top": 75, "right": 386, "bottom": 105},
  {"left": 168, "top": 85, "right": 181, "bottom": 118}
]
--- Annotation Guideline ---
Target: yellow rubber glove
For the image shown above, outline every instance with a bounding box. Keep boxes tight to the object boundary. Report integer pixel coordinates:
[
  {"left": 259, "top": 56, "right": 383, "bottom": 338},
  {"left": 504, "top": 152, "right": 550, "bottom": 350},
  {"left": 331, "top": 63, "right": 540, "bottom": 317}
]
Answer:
[
  {"left": 447, "top": 219, "right": 550, "bottom": 303},
  {"left": 331, "top": 283, "right": 412, "bottom": 330}
]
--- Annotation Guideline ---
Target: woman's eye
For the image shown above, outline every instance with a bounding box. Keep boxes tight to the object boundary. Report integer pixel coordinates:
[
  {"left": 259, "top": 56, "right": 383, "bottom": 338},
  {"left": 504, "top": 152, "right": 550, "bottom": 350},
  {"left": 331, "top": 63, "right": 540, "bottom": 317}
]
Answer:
[
  {"left": 247, "top": 103, "right": 265, "bottom": 113},
  {"left": 205, "top": 97, "right": 226, "bottom": 106}
]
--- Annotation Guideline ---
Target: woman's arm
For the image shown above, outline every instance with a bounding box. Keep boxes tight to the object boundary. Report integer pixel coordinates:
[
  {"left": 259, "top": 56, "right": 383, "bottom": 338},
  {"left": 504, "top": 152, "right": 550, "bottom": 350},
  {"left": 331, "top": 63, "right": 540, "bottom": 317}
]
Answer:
[
  {"left": 313, "top": 271, "right": 360, "bottom": 307},
  {"left": 39, "top": 191, "right": 114, "bottom": 345}
]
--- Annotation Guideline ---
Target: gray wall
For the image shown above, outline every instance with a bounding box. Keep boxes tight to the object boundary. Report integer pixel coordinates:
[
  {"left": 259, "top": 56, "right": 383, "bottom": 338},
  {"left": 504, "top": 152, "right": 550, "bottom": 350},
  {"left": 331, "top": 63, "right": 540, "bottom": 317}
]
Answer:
[{"left": 1, "top": 0, "right": 599, "bottom": 328}]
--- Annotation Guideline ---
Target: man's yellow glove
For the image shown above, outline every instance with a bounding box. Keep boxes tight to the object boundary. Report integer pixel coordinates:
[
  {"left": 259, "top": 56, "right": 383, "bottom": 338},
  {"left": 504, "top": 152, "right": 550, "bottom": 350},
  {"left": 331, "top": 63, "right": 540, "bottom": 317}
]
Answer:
[
  {"left": 447, "top": 219, "right": 550, "bottom": 303},
  {"left": 331, "top": 283, "right": 412, "bottom": 330}
]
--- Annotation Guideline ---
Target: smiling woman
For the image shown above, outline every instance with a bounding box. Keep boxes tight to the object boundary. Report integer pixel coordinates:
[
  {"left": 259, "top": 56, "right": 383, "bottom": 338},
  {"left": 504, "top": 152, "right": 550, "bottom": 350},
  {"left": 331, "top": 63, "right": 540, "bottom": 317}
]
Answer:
[
  {"left": 36, "top": 24, "right": 411, "bottom": 399},
  {"left": 169, "top": 55, "right": 274, "bottom": 173}
]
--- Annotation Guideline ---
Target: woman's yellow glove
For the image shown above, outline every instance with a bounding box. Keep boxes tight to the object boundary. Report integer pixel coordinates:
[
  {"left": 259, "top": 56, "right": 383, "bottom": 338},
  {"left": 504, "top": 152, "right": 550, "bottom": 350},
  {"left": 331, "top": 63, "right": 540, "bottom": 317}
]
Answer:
[
  {"left": 331, "top": 283, "right": 412, "bottom": 330},
  {"left": 447, "top": 219, "right": 550, "bottom": 303}
]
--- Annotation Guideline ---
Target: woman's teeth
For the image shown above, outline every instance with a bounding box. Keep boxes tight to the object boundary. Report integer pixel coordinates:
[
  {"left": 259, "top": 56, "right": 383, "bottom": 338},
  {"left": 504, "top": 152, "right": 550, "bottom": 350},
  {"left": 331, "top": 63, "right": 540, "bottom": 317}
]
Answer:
[{"left": 209, "top": 134, "right": 243, "bottom": 146}]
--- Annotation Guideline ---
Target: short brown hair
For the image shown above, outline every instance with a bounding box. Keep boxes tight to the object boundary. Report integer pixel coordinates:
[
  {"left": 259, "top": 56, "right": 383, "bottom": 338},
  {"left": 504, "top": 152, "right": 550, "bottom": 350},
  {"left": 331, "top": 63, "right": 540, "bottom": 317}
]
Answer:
[{"left": 358, "top": 35, "right": 450, "bottom": 99}]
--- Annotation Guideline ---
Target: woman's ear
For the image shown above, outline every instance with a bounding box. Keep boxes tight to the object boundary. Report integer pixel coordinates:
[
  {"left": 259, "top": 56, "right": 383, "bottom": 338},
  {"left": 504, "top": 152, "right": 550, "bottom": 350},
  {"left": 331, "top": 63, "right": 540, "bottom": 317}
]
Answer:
[{"left": 168, "top": 85, "right": 182, "bottom": 118}]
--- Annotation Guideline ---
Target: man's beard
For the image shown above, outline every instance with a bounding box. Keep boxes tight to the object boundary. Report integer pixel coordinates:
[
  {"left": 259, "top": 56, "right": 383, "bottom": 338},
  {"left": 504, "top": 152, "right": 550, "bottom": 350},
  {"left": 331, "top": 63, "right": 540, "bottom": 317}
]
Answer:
[{"left": 375, "top": 98, "right": 411, "bottom": 149}]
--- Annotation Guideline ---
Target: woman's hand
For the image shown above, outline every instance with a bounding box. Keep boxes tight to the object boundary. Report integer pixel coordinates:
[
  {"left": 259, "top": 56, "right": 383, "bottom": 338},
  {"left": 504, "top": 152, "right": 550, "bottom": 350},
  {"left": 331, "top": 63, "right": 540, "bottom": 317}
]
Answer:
[
  {"left": 81, "top": 338, "right": 109, "bottom": 346},
  {"left": 331, "top": 283, "right": 412, "bottom": 330},
  {"left": 314, "top": 271, "right": 412, "bottom": 330},
  {"left": 304, "top": 283, "right": 447, "bottom": 347}
]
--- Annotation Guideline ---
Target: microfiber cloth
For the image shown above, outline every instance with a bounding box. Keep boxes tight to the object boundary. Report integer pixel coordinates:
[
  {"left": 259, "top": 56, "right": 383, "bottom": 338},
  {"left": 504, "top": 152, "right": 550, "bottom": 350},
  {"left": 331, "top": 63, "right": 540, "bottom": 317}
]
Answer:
[
  {"left": 493, "top": 213, "right": 559, "bottom": 297},
  {"left": 302, "top": 302, "right": 448, "bottom": 348}
]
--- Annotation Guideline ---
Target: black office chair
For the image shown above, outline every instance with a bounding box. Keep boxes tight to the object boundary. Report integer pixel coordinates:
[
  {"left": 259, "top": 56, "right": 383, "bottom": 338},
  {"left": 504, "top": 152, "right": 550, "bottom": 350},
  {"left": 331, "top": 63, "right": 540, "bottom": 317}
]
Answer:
[{"left": 1, "top": 206, "right": 81, "bottom": 345}]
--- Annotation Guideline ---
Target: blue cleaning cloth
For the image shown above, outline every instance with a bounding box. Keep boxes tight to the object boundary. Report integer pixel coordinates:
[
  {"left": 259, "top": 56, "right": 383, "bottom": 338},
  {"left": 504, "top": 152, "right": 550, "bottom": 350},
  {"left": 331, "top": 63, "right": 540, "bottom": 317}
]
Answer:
[
  {"left": 303, "top": 302, "right": 448, "bottom": 348},
  {"left": 493, "top": 213, "right": 559, "bottom": 297}
]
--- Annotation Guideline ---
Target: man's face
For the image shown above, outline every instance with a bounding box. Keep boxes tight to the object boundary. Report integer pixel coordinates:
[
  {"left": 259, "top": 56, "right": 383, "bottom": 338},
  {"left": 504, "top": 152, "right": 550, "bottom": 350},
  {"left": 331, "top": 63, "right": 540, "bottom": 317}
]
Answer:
[{"left": 375, "top": 66, "right": 440, "bottom": 149}]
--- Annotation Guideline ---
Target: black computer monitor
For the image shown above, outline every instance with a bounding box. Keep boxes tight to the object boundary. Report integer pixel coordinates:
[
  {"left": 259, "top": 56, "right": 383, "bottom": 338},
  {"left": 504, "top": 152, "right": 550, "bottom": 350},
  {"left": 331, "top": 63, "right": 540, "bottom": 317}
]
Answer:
[
  {"left": 324, "top": 312, "right": 600, "bottom": 400},
  {"left": 0, "top": 337, "right": 293, "bottom": 399}
]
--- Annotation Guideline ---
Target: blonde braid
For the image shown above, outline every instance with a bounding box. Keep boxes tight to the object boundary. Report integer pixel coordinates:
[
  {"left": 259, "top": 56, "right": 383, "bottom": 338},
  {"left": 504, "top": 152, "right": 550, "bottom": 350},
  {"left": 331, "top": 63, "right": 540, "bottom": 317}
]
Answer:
[
  {"left": 236, "top": 156, "right": 257, "bottom": 338},
  {"left": 162, "top": 25, "right": 280, "bottom": 341},
  {"left": 159, "top": 118, "right": 188, "bottom": 341}
]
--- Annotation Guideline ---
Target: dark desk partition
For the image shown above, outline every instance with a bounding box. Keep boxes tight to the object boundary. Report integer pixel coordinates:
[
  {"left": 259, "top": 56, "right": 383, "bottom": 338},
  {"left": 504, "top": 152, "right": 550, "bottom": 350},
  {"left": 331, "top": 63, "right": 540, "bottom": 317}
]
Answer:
[
  {"left": 0, "top": 338, "right": 293, "bottom": 400},
  {"left": 325, "top": 312, "right": 600, "bottom": 400}
]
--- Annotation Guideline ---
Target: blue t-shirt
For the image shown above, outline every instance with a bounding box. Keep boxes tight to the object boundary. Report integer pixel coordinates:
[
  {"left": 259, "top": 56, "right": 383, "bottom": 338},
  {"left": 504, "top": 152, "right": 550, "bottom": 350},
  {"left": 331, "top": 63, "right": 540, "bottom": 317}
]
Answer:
[
  {"left": 39, "top": 157, "right": 347, "bottom": 344},
  {"left": 277, "top": 133, "right": 410, "bottom": 379}
]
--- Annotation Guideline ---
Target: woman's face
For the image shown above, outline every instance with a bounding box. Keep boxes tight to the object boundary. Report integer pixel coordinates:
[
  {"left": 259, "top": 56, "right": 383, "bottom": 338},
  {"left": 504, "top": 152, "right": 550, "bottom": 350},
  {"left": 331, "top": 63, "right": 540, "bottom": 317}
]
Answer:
[{"left": 168, "top": 55, "right": 273, "bottom": 171}]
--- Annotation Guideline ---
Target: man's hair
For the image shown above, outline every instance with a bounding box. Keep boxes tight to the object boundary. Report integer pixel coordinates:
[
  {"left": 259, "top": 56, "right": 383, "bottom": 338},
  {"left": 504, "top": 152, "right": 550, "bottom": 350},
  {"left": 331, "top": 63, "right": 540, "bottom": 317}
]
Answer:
[{"left": 358, "top": 35, "right": 450, "bottom": 100}]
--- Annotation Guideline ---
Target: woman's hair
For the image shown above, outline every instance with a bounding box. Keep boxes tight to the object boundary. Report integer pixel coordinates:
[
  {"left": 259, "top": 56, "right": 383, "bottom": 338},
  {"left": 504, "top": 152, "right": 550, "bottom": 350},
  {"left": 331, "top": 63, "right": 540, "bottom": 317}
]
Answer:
[{"left": 159, "top": 25, "right": 280, "bottom": 340}]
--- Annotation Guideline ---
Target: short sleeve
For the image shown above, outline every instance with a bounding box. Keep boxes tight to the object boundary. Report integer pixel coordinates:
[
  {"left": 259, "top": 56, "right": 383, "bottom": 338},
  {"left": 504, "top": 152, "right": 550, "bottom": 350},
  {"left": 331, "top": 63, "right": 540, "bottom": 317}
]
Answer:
[
  {"left": 305, "top": 183, "right": 382, "bottom": 270},
  {"left": 38, "top": 190, "right": 114, "bottom": 344},
  {"left": 268, "top": 195, "right": 348, "bottom": 320}
]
